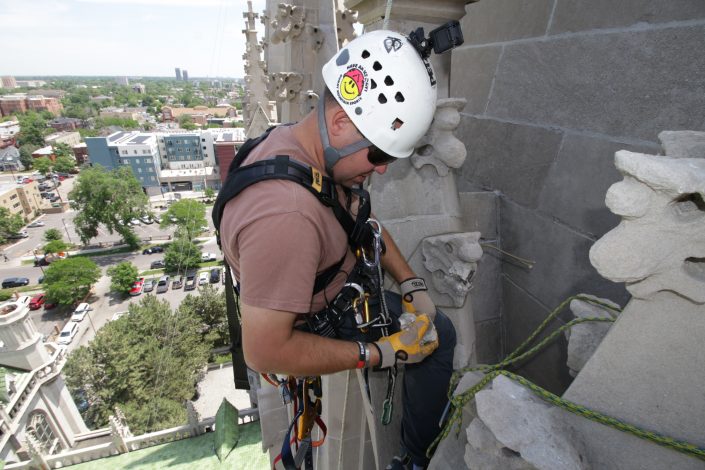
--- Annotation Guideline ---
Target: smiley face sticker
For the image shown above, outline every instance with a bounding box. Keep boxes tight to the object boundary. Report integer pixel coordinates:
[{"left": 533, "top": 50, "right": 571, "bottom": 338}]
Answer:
[{"left": 336, "top": 64, "right": 368, "bottom": 105}]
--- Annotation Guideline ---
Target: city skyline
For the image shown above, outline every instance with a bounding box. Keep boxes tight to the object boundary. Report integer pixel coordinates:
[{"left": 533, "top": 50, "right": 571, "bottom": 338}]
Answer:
[{"left": 0, "top": 0, "right": 267, "bottom": 78}]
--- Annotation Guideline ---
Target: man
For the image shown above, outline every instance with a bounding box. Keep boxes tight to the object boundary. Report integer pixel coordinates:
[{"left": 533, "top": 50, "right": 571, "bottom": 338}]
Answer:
[{"left": 216, "top": 30, "right": 455, "bottom": 470}]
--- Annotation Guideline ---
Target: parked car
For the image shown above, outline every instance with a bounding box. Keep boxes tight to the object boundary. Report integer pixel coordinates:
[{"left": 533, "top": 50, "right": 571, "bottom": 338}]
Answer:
[
  {"left": 129, "top": 277, "right": 145, "bottom": 296},
  {"left": 184, "top": 273, "right": 197, "bottom": 291},
  {"left": 143, "top": 279, "right": 156, "bottom": 293},
  {"left": 27, "top": 220, "right": 45, "bottom": 228},
  {"left": 143, "top": 246, "right": 164, "bottom": 255},
  {"left": 209, "top": 268, "right": 221, "bottom": 284},
  {"left": 129, "top": 218, "right": 141, "bottom": 226},
  {"left": 44, "top": 300, "right": 57, "bottom": 310},
  {"left": 111, "top": 311, "right": 128, "bottom": 321},
  {"left": 38, "top": 275, "right": 44, "bottom": 284},
  {"left": 57, "top": 322, "right": 79, "bottom": 345},
  {"left": 201, "top": 252, "right": 216, "bottom": 262},
  {"left": 198, "top": 271, "right": 209, "bottom": 286},
  {"left": 71, "top": 303, "right": 91, "bottom": 322},
  {"left": 172, "top": 275, "right": 183, "bottom": 289},
  {"left": 29, "top": 294, "right": 46, "bottom": 310},
  {"left": 140, "top": 215, "right": 154, "bottom": 224},
  {"left": 150, "top": 260, "right": 165, "bottom": 269},
  {"left": 2, "top": 277, "right": 30, "bottom": 288},
  {"left": 16, "top": 295, "right": 31, "bottom": 306},
  {"left": 156, "top": 275, "right": 170, "bottom": 294},
  {"left": 49, "top": 195, "right": 61, "bottom": 203},
  {"left": 7, "top": 230, "right": 29, "bottom": 239}
]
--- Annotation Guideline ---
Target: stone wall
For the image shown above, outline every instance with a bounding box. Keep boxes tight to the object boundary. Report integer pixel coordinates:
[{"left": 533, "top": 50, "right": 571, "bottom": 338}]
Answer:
[{"left": 451, "top": 0, "right": 705, "bottom": 392}]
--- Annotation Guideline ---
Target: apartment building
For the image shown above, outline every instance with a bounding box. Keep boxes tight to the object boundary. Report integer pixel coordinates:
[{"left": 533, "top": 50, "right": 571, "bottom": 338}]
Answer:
[
  {"left": 0, "top": 181, "right": 43, "bottom": 221},
  {"left": 49, "top": 117, "right": 84, "bottom": 132},
  {"left": 161, "top": 105, "right": 237, "bottom": 123},
  {"left": 85, "top": 131, "right": 161, "bottom": 194},
  {"left": 0, "top": 120, "right": 20, "bottom": 139},
  {"left": 86, "top": 129, "right": 245, "bottom": 194},
  {"left": 1, "top": 76, "right": 17, "bottom": 88}
]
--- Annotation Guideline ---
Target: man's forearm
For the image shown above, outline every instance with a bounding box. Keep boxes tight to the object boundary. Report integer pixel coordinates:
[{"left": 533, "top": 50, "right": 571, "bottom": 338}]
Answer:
[
  {"left": 258, "top": 331, "right": 380, "bottom": 376},
  {"left": 380, "top": 227, "right": 415, "bottom": 284}
]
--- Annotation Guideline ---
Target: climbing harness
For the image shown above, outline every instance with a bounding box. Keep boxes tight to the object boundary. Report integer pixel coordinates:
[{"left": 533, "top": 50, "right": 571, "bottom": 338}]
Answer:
[
  {"left": 212, "top": 127, "right": 398, "bottom": 469},
  {"left": 427, "top": 295, "right": 705, "bottom": 463}
]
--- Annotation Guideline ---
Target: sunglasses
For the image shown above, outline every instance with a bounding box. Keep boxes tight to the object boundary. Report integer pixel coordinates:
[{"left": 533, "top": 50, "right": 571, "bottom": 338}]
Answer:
[{"left": 367, "top": 145, "right": 398, "bottom": 166}]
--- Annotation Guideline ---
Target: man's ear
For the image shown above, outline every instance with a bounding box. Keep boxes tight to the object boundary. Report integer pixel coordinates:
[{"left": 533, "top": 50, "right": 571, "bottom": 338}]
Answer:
[{"left": 328, "top": 107, "right": 354, "bottom": 138}]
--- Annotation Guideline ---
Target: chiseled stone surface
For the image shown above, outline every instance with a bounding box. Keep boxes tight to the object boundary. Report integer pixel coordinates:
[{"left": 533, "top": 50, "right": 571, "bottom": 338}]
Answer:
[
  {"left": 422, "top": 232, "right": 483, "bottom": 308},
  {"left": 461, "top": 0, "right": 554, "bottom": 45},
  {"left": 590, "top": 151, "right": 705, "bottom": 303},
  {"left": 487, "top": 26, "right": 705, "bottom": 141},
  {"left": 564, "top": 295, "right": 620, "bottom": 377},
  {"left": 549, "top": 0, "right": 705, "bottom": 34},
  {"left": 659, "top": 130, "right": 705, "bottom": 159},
  {"left": 475, "top": 375, "right": 589, "bottom": 470},
  {"left": 465, "top": 418, "right": 537, "bottom": 470}
]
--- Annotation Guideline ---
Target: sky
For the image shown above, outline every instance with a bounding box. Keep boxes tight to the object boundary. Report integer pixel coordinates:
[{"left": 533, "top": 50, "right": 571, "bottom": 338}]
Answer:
[{"left": 1, "top": 0, "right": 267, "bottom": 78}]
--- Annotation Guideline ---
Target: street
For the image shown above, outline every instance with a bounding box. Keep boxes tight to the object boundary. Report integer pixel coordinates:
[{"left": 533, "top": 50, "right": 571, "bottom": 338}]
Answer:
[{"left": 0, "top": 173, "right": 222, "bottom": 353}]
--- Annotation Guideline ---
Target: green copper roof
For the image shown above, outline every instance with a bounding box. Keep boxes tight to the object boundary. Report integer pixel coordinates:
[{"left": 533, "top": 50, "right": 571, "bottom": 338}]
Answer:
[{"left": 67, "top": 422, "right": 268, "bottom": 469}]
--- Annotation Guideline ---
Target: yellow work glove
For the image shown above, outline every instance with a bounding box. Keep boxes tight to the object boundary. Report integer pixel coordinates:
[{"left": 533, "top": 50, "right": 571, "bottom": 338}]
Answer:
[
  {"left": 400, "top": 277, "right": 436, "bottom": 321},
  {"left": 374, "top": 313, "right": 439, "bottom": 369}
]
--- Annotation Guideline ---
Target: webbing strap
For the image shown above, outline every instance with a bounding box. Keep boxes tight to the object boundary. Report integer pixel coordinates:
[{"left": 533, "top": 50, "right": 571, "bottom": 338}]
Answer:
[{"left": 223, "top": 261, "right": 249, "bottom": 390}]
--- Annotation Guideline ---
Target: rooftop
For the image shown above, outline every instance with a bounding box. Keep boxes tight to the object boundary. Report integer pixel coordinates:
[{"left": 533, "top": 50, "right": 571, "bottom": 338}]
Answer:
[{"left": 66, "top": 423, "right": 268, "bottom": 470}]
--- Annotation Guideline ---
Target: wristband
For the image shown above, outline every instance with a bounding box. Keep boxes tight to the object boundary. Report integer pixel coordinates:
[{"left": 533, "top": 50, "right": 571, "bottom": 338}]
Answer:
[{"left": 355, "top": 341, "right": 366, "bottom": 369}]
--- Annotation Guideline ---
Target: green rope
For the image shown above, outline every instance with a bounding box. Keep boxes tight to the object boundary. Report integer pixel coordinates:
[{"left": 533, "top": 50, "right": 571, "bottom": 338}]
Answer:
[{"left": 428, "top": 295, "right": 705, "bottom": 462}]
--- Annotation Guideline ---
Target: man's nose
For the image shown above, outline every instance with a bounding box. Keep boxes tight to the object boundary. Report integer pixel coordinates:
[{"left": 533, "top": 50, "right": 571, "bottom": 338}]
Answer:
[{"left": 374, "top": 164, "right": 388, "bottom": 175}]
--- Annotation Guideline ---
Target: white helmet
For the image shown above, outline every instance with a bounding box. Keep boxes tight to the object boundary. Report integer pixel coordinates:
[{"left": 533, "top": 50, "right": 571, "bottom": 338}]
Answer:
[{"left": 321, "top": 30, "right": 438, "bottom": 160}]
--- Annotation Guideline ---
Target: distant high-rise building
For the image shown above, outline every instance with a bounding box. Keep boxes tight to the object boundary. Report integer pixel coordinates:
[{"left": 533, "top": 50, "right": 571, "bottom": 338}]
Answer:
[
  {"left": 175, "top": 67, "right": 182, "bottom": 81},
  {"left": 115, "top": 76, "right": 129, "bottom": 86},
  {"left": 182, "top": 70, "right": 189, "bottom": 81},
  {"left": 1, "top": 76, "right": 17, "bottom": 88}
]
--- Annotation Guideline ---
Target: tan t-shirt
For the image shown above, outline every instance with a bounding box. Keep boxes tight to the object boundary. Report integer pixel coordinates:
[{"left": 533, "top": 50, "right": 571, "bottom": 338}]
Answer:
[{"left": 220, "top": 126, "right": 357, "bottom": 314}]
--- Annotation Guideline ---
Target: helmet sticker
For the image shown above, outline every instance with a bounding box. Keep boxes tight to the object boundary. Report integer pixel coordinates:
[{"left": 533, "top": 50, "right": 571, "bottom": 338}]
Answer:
[
  {"left": 336, "top": 64, "right": 368, "bottom": 105},
  {"left": 422, "top": 57, "right": 436, "bottom": 86},
  {"left": 384, "top": 37, "right": 403, "bottom": 53}
]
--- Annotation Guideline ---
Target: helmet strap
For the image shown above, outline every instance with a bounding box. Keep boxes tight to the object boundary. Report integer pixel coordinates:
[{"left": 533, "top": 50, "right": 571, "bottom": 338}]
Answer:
[{"left": 318, "top": 95, "right": 371, "bottom": 175}]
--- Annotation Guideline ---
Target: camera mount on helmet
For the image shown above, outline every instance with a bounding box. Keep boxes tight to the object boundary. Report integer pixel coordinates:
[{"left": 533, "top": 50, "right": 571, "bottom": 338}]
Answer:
[{"left": 408, "top": 21, "right": 464, "bottom": 59}]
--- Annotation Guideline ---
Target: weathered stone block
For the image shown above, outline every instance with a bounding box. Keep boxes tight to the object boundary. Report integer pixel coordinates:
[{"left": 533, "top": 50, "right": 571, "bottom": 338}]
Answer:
[
  {"left": 487, "top": 26, "right": 705, "bottom": 141},
  {"left": 500, "top": 197, "right": 629, "bottom": 313},
  {"left": 459, "top": 191, "right": 499, "bottom": 238},
  {"left": 475, "top": 375, "right": 589, "bottom": 470},
  {"left": 549, "top": 0, "right": 705, "bottom": 34},
  {"left": 659, "top": 130, "right": 705, "bottom": 158},
  {"left": 462, "top": 0, "right": 554, "bottom": 44},
  {"left": 465, "top": 418, "right": 537, "bottom": 470},
  {"left": 537, "top": 133, "right": 658, "bottom": 237},
  {"left": 450, "top": 46, "right": 503, "bottom": 114},
  {"left": 501, "top": 276, "right": 573, "bottom": 394},
  {"left": 565, "top": 295, "right": 620, "bottom": 377},
  {"left": 457, "top": 116, "right": 563, "bottom": 208}
]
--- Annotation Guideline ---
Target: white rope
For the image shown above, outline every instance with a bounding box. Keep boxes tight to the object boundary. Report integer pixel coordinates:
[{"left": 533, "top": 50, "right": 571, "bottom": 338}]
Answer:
[
  {"left": 356, "top": 369, "right": 380, "bottom": 470},
  {"left": 382, "top": 0, "right": 393, "bottom": 29}
]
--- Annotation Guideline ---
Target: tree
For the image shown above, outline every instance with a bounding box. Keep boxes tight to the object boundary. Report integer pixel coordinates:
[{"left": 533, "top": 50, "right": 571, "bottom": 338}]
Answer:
[
  {"left": 69, "top": 165, "right": 149, "bottom": 249},
  {"left": 107, "top": 261, "right": 139, "bottom": 295},
  {"left": 178, "top": 284, "right": 229, "bottom": 348},
  {"left": 33, "top": 156, "right": 53, "bottom": 176},
  {"left": 164, "top": 237, "right": 201, "bottom": 272},
  {"left": 204, "top": 187, "right": 215, "bottom": 201},
  {"left": 53, "top": 142, "right": 74, "bottom": 159},
  {"left": 43, "top": 257, "right": 100, "bottom": 305},
  {"left": 19, "top": 144, "right": 38, "bottom": 170},
  {"left": 0, "top": 208, "right": 24, "bottom": 244},
  {"left": 44, "top": 240, "right": 69, "bottom": 254},
  {"left": 63, "top": 295, "right": 210, "bottom": 434},
  {"left": 178, "top": 114, "right": 197, "bottom": 130},
  {"left": 44, "top": 228, "right": 63, "bottom": 241},
  {"left": 54, "top": 155, "right": 76, "bottom": 173},
  {"left": 17, "top": 112, "right": 48, "bottom": 147},
  {"left": 160, "top": 199, "right": 206, "bottom": 240}
]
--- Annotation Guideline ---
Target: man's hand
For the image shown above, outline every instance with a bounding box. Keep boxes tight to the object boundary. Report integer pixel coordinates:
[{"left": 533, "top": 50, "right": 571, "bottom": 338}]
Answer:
[
  {"left": 374, "top": 314, "right": 438, "bottom": 369},
  {"left": 400, "top": 277, "right": 436, "bottom": 320}
]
